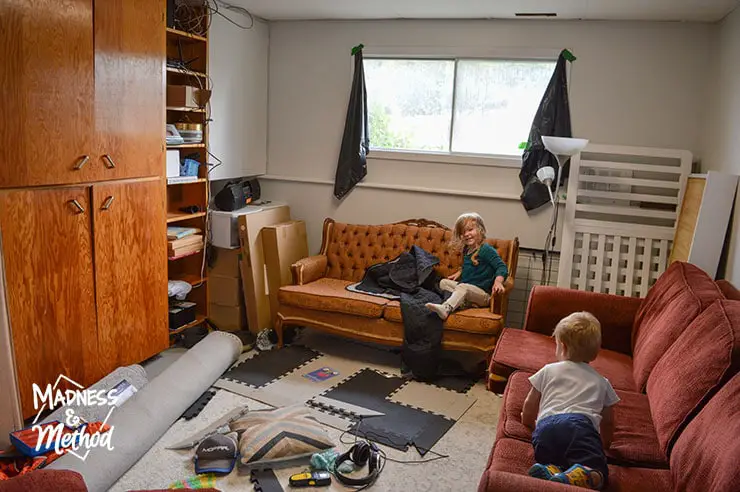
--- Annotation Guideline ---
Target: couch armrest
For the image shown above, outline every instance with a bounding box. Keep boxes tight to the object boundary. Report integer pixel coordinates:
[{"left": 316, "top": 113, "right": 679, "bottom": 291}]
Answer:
[
  {"left": 524, "top": 286, "right": 642, "bottom": 355},
  {"left": 491, "top": 276, "right": 515, "bottom": 315},
  {"left": 479, "top": 471, "right": 578, "bottom": 492},
  {"left": 291, "top": 255, "right": 328, "bottom": 285}
]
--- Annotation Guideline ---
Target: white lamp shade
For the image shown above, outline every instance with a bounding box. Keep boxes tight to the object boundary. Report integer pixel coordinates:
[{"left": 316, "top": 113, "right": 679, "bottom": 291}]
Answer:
[
  {"left": 536, "top": 166, "right": 556, "bottom": 185},
  {"left": 541, "top": 136, "right": 589, "bottom": 157}
]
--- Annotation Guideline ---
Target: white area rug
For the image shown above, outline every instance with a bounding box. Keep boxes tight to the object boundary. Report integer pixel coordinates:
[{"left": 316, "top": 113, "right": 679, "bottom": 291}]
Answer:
[{"left": 112, "top": 332, "right": 502, "bottom": 491}]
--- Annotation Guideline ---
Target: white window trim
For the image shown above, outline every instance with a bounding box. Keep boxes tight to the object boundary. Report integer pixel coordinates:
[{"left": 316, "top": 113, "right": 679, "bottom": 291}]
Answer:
[
  {"left": 368, "top": 149, "right": 523, "bottom": 169},
  {"left": 360, "top": 46, "right": 568, "bottom": 166}
]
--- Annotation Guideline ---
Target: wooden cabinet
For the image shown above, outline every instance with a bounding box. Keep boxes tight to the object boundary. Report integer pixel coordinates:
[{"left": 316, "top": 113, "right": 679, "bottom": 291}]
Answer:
[
  {"left": 0, "top": 187, "right": 99, "bottom": 418},
  {"left": 0, "top": 0, "right": 95, "bottom": 187},
  {"left": 0, "top": 0, "right": 165, "bottom": 188},
  {"left": 94, "top": 179, "right": 169, "bottom": 374},
  {"left": 94, "top": 0, "right": 166, "bottom": 181},
  {"left": 0, "top": 1, "right": 168, "bottom": 419}
]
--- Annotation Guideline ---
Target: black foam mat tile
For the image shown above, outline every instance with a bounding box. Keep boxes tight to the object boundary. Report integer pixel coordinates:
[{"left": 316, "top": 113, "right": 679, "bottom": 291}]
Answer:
[
  {"left": 321, "top": 369, "right": 454, "bottom": 455},
  {"left": 222, "top": 345, "right": 320, "bottom": 388},
  {"left": 430, "top": 376, "right": 477, "bottom": 393},
  {"left": 181, "top": 389, "right": 216, "bottom": 420},
  {"left": 251, "top": 469, "right": 283, "bottom": 492}
]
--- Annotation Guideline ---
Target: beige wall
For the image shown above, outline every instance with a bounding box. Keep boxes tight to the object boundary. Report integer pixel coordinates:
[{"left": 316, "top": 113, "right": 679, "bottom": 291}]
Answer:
[
  {"left": 263, "top": 19, "right": 713, "bottom": 253},
  {"left": 702, "top": 7, "right": 740, "bottom": 283}
]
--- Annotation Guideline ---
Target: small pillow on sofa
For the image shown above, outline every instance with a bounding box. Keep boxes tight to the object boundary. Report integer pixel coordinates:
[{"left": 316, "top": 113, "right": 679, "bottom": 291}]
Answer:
[
  {"left": 229, "top": 406, "right": 334, "bottom": 470},
  {"left": 631, "top": 262, "right": 724, "bottom": 391},
  {"left": 646, "top": 299, "right": 740, "bottom": 457}
]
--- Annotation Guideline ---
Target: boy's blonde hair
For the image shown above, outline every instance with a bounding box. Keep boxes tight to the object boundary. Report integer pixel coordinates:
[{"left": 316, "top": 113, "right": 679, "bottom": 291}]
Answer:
[{"left": 553, "top": 312, "right": 602, "bottom": 362}]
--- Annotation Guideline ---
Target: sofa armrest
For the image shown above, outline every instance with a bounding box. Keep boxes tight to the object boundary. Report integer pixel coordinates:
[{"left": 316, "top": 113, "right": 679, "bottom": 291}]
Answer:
[
  {"left": 524, "top": 286, "right": 642, "bottom": 355},
  {"left": 291, "top": 255, "right": 328, "bottom": 285},
  {"left": 479, "top": 471, "right": 578, "bottom": 492},
  {"left": 491, "top": 276, "right": 515, "bottom": 315}
]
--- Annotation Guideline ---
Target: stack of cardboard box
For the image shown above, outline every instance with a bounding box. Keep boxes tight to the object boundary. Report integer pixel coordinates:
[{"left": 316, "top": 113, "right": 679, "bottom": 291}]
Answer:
[{"left": 208, "top": 247, "right": 247, "bottom": 332}]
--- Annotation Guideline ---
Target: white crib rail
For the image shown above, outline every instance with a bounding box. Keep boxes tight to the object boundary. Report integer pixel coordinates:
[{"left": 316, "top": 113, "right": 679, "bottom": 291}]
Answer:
[{"left": 558, "top": 144, "right": 692, "bottom": 297}]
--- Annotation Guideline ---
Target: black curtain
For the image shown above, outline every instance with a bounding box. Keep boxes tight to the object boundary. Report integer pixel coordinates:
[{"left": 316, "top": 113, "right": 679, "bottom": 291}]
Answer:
[
  {"left": 519, "top": 52, "right": 573, "bottom": 212},
  {"left": 333, "top": 48, "right": 369, "bottom": 200}
]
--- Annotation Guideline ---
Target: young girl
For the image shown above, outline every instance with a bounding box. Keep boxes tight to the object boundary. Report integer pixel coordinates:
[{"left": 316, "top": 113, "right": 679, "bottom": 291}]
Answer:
[{"left": 425, "top": 213, "right": 508, "bottom": 320}]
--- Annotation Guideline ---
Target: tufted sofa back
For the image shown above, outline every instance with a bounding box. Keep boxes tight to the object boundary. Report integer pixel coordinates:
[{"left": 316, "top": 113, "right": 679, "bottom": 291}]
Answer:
[{"left": 320, "top": 218, "right": 517, "bottom": 283}]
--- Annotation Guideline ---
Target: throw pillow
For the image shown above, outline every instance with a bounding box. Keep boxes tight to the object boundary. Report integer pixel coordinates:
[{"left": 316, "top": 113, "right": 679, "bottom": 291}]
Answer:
[{"left": 230, "top": 406, "right": 334, "bottom": 470}]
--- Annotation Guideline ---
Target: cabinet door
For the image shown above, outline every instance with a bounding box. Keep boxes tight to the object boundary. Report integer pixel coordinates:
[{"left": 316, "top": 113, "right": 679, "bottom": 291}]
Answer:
[
  {"left": 0, "top": 187, "right": 98, "bottom": 418},
  {"left": 93, "top": 179, "right": 168, "bottom": 373},
  {"left": 0, "top": 1, "right": 95, "bottom": 188},
  {"left": 93, "top": 0, "right": 166, "bottom": 180}
]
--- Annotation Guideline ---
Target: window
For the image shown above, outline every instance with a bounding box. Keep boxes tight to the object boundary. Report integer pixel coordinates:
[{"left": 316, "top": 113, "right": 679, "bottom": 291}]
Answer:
[{"left": 365, "top": 58, "right": 556, "bottom": 158}]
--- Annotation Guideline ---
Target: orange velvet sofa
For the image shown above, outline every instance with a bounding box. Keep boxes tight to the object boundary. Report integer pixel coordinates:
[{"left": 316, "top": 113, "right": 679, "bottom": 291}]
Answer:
[{"left": 275, "top": 218, "right": 519, "bottom": 356}]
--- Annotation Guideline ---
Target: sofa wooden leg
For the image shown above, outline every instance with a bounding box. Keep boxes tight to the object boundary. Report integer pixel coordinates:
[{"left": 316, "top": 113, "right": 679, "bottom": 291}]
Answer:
[{"left": 275, "top": 316, "right": 285, "bottom": 348}]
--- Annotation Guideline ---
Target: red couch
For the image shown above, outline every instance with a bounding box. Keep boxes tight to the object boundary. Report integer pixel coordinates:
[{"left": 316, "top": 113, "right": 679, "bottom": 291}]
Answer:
[{"left": 480, "top": 262, "right": 740, "bottom": 492}]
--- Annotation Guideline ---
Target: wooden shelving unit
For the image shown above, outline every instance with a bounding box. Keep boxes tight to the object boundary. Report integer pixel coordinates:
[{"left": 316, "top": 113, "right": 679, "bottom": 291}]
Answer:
[
  {"left": 166, "top": 211, "right": 207, "bottom": 223},
  {"left": 166, "top": 13, "right": 210, "bottom": 339},
  {"left": 170, "top": 315, "right": 208, "bottom": 336}
]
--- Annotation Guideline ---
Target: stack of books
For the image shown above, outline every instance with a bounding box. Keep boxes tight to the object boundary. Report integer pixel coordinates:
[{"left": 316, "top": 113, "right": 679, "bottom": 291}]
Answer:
[{"left": 167, "top": 227, "right": 203, "bottom": 259}]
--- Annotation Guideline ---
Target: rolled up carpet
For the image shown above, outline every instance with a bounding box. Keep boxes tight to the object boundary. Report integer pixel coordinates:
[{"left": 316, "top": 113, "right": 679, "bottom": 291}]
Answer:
[
  {"left": 43, "top": 364, "right": 148, "bottom": 425},
  {"left": 49, "top": 331, "right": 242, "bottom": 492}
]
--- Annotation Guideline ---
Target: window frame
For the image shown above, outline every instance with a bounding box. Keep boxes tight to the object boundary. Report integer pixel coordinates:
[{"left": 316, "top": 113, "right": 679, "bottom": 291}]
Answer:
[{"left": 362, "top": 47, "right": 564, "bottom": 168}]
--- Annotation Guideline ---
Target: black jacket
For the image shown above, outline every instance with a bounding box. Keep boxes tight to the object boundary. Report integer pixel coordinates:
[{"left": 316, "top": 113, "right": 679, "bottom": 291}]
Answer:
[{"left": 354, "top": 246, "right": 449, "bottom": 380}]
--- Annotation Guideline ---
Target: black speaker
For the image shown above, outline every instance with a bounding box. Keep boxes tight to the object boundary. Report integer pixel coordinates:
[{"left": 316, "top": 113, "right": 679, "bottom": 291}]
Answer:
[{"left": 214, "top": 179, "right": 261, "bottom": 211}]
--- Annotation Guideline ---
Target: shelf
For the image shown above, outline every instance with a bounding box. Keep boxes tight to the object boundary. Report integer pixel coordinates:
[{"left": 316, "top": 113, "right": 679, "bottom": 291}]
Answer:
[
  {"left": 169, "top": 315, "right": 207, "bottom": 336},
  {"left": 166, "top": 66, "right": 208, "bottom": 78},
  {"left": 170, "top": 274, "right": 207, "bottom": 286},
  {"left": 167, "top": 178, "right": 207, "bottom": 186},
  {"left": 167, "top": 211, "right": 206, "bottom": 224},
  {"left": 166, "top": 27, "right": 207, "bottom": 43},
  {"left": 167, "top": 106, "right": 206, "bottom": 113},
  {"left": 167, "top": 143, "right": 205, "bottom": 149}
]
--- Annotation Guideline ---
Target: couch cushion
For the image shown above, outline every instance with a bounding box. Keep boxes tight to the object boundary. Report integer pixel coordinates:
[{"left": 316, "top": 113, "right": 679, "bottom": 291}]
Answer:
[
  {"left": 646, "top": 299, "right": 740, "bottom": 457},
  {"left": 278, "top": 278, "right": 388, "bottom": 318},
  {"left": 670, "top": 373, "right": 740, "bottom": 492},
  {"left": 500, "top": 371, "right": 665, "bottom": 467},
  {"left": 632, "top": 262, "right": 724, "bottom": 391},
  {"left": 492, "top": 328, "right": 637, "bottom": 391},
  {"left": 383, "top": 302, "right": 502, "bottom": 335},
  {"left": 483, "top": 437, "right": 672, "bottom": 492}
]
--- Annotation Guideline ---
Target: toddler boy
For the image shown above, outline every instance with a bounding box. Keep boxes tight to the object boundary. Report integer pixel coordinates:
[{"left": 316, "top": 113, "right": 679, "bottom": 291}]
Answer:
[{"left": 520, "top": 312, "right": 619, "bottom": 490}]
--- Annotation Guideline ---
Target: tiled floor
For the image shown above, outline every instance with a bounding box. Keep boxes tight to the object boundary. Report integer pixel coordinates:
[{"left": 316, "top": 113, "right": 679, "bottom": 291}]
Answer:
[{"left": 506, "top": 249, "right": 560, "bottom": 328}]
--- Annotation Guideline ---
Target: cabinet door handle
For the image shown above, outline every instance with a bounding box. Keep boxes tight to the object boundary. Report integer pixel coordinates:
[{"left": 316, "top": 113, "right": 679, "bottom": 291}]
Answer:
[
  {"left": 69, "top": 199, "right": 85, "bottom": 214},
  {"left": 101, "top": 196, "right": 115, "bottom": 211},
  {"left": 103, "top": 154, "right": 116, "bottom": 169},
  {"left": 73, "top": 155, "right": 90, "bottom": 170}
]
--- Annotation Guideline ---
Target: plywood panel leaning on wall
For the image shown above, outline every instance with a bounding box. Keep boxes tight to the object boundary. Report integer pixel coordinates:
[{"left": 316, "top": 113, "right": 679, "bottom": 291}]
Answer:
[{"left": 670, "top": 171, "right": 739, "bottom": 278}]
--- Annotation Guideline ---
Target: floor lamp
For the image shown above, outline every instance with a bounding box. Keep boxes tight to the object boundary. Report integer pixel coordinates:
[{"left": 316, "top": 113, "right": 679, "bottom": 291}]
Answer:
[{"left": 538, "top": 136, "right": 590, "bottom": 284}]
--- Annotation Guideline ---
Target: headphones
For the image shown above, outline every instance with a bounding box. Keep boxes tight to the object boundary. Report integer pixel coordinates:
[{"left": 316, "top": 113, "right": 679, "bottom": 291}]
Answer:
[{"left": 334, "top": 441, "right": 382, "bottom": 488}]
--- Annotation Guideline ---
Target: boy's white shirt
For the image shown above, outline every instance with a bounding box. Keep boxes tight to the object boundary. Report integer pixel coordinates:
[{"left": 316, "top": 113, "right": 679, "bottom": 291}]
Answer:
[{"left": 529, "top": 360, "right": 620, "bottom": 431}]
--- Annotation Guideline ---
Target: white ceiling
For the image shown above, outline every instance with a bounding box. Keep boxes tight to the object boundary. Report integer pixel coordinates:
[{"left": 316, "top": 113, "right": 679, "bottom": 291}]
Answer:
[{"left": 228, "top": 0, "right": 738, "bottom": 22}]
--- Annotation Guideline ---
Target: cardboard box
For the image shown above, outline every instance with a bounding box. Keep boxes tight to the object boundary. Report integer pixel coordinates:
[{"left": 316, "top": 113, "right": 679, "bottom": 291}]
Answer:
[
  {"left": 208, "top": 303, "right": 247, "bottom": 332},
  {"left": 209, "top": 247, "right": 242, "bottom": 278},
  {"left": 209, "top": 275, "right": 243, "bottom": 307},
  {"left": 238, "top": 205, "right": 291, "bottom": 334},
  {"left": 263, "top": 221, "right": 309, "bottom": 323},
  {"left": 166, "top": 85, "right": 202, "bottom": 108}
]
